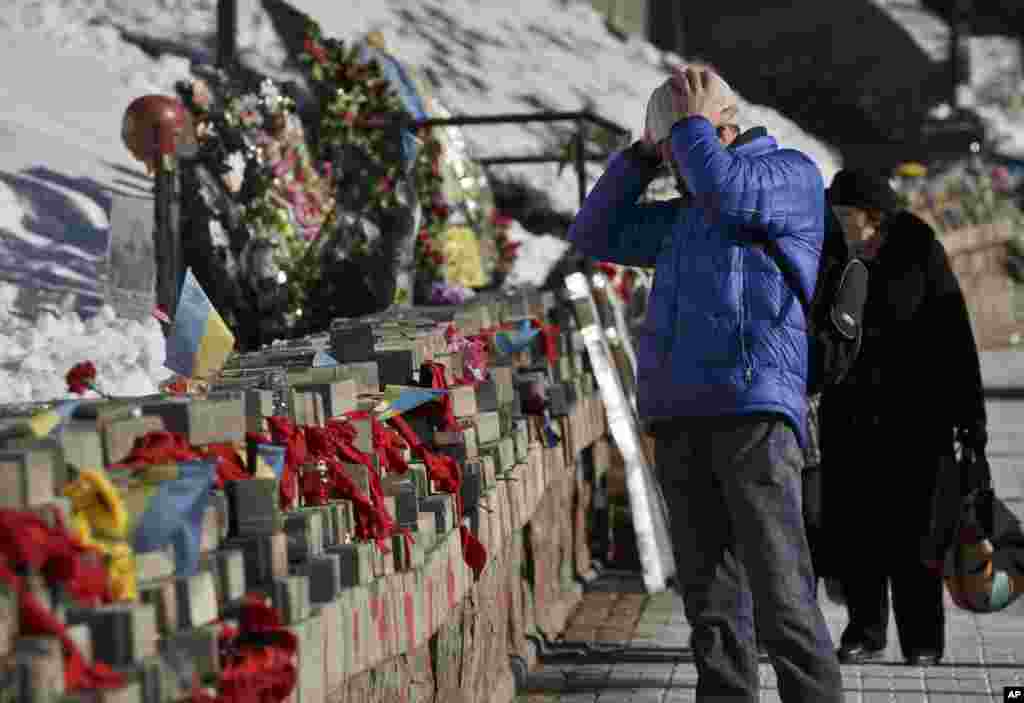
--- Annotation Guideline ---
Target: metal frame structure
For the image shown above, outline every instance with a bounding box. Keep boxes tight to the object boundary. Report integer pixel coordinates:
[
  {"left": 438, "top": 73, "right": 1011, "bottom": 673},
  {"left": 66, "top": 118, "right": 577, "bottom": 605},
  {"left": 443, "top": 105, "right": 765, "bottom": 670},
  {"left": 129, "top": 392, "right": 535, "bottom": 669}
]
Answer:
[
  {"left": 409, "top": 112, "right": 631, "bottom": 208},
  {"left": 564, "top": 271, "right": 676, "bottom": 594}
]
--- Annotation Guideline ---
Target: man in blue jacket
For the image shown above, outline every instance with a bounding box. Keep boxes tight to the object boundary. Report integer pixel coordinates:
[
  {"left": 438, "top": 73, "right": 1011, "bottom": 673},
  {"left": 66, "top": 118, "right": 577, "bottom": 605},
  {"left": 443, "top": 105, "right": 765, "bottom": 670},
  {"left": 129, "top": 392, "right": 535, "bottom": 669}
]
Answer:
[{"left": 569, "top": 66, "right": 844, "bottom": 702}]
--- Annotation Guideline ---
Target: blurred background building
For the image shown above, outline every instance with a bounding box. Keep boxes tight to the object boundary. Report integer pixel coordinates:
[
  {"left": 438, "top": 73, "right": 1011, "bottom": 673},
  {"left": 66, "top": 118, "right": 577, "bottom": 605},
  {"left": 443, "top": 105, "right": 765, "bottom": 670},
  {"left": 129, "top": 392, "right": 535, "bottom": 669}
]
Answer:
[{"left": 587, "top": 0, "right": 1023, "bottom": 172}]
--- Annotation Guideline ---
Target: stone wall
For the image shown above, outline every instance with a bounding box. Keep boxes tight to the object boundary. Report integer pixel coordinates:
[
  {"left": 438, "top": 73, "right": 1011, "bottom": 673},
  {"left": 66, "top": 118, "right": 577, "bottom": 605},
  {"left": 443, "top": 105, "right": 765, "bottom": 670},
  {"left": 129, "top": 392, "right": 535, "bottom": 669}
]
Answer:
[{"left": 940, "top": 220, "right": 1024, "bottom": 350}]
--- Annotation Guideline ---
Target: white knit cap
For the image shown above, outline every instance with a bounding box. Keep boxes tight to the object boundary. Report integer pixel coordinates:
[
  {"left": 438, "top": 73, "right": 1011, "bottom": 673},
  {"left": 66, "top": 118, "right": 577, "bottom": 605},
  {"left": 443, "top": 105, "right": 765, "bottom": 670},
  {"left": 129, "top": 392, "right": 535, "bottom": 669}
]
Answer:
[{"left": 644, "top": 69, "right": 739, "bottom": 144}]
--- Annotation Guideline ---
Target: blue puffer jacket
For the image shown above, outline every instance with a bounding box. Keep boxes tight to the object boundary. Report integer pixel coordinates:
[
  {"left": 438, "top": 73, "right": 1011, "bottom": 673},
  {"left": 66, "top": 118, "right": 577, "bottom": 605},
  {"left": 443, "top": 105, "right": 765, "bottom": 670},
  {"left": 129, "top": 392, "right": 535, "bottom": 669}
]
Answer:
[{"left": 568, "top": 117, "right": 824, "bottom": 447}]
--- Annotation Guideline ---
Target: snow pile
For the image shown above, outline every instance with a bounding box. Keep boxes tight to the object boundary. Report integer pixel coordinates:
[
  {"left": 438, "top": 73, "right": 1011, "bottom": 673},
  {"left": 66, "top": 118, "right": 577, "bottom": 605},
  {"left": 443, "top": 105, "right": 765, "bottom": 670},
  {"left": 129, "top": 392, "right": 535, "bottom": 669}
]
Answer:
[
  {"left": 0, "top": 284, "right": 170, "bottom": 403},
  {"left": 0, "top": 1, "right": 194, "bottom": 97},
  {"left": 503, "top": 220, "right": 572, "bottom": 289},
  {"left": 969, "top": 37, "right": 1024, "bottom": 159}
]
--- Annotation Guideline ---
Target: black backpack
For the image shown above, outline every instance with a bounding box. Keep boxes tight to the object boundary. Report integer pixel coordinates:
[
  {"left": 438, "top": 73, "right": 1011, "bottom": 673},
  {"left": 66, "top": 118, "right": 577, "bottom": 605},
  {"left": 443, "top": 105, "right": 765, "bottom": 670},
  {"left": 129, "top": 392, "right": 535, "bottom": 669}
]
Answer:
[{"left": 762, "top": 207, "right": 869, "bottom": 396}]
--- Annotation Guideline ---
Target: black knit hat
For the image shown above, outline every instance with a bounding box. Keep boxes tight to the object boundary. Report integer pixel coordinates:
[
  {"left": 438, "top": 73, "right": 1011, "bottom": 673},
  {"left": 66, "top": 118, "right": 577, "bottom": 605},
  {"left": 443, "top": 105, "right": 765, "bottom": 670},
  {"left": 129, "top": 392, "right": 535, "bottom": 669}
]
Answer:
[{"left": 826, "top": 169, "right": 902, "bottom": 215}]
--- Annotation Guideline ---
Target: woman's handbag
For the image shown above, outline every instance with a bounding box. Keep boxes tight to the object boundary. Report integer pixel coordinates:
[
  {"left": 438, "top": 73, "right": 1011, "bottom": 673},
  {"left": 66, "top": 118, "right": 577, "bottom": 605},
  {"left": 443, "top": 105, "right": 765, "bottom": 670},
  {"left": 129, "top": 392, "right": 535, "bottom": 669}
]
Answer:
[{"left": 923, "top": 434, "right": 1024, "bottom": 612}]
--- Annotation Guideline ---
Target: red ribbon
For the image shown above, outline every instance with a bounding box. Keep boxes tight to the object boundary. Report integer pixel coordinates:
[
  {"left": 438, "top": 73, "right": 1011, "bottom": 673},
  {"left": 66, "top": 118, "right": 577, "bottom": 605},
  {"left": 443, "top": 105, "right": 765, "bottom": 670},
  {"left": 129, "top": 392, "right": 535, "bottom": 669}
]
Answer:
[
  {"left": 266, "top": 417, "right": 306, "bottom": 511},
  {"left": 109, "top": 431, "right": 248, "bottom": 490},
  {"left": 373, "top": 420, "right": 409, "bottom": 475},
  {"left": 459, "top": 524, "right": 487, "bottom": 577},
  {"left": 617, "top": 269, "right": 636, "bottom": 304},
  {"left": 110, "top": 431, "right": 203, "bottom": 468},
  {"left": 417, "top": 362, "right": 459, "bottom": 433},
  {"left": 300, "top": 467, "right": 330, "bottom": 507},
  {"left": 387, "top": 415, "right": 487, "bottom": 578},
  {"left": 0, "top": 508, "right": 123, "bottom": 692},
  {"left": 200, "top": 594, "right": 299, "bottom": 703},
  {"left": 529, "top": 319, "right": 560, "bottom": 365},
  {"left": 308, "top": 419, "right": 398, "bottom": 550},
  {"left": 202, "top": 444, "right": 251, "bottom": 489}
]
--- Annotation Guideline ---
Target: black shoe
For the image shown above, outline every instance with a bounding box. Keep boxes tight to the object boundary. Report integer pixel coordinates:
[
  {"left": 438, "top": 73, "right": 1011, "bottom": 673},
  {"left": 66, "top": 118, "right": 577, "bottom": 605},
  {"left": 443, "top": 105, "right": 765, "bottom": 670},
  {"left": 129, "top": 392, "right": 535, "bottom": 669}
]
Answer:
[
  {"left": 905, "top": 650, "right": 942, "bottom": 666},
  {"left": 837, "top": 642, "right": 886, "bottom": 664}
]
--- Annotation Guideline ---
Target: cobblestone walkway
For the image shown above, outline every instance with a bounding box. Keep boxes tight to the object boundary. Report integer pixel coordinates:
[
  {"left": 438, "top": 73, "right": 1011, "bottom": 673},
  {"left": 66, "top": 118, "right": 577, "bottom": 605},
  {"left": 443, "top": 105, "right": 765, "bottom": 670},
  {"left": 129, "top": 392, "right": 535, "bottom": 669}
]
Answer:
[{"left": 518, "top": 572, "right": 1024, "bottom": 702}]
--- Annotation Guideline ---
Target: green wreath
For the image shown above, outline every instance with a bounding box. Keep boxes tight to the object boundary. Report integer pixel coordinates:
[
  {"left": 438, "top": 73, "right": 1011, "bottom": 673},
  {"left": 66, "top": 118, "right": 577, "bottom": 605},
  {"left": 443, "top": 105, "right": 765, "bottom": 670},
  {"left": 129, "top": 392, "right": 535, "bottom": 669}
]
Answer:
[{"left": 301, "top": 21, "right": 452, "bottom": 289}]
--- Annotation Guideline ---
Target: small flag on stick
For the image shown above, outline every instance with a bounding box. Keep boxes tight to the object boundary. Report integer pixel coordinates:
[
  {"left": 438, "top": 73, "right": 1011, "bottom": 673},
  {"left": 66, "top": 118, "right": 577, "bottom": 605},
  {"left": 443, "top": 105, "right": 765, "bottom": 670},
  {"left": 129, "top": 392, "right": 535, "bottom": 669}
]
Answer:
[
  {"left": 377, "top": 386, "right": 447, "bottom": 420},
  {"left": 164, "top": 269, "right": 236, "bottom": 380},
  {"left": 494, "top": 318, "right": 540, "bottom": 355}
]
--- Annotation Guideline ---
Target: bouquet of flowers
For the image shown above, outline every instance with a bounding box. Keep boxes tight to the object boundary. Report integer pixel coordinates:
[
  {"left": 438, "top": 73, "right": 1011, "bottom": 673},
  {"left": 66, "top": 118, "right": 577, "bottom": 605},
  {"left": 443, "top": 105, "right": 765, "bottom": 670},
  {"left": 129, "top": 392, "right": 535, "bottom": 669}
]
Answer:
[
  {"left": 176, "top": 72, "right": 337, "bottom": 326},
  {"left": 895, "top": 160, "right": 1024, "bottom": 233}
]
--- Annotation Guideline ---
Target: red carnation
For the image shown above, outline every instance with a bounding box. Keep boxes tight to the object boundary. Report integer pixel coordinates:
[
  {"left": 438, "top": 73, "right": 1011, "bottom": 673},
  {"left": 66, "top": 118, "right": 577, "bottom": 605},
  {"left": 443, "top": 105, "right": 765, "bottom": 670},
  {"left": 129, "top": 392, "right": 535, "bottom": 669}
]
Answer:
[
  {"left": 304, "top": 39, "right": 328, "bottom": 64},
  {"left": 66, "top": 361, "right": 98, "bottom": 395},
  {"left": 166, "top": 377, "right": 189, "bottom": 396},
  {"left": 596, "top": 262, "right": 618, "bottom": 280},
  {"left": 432, "top": 204, "right": 450, "bottom": 220},
  {"left": 418, "top": 228, "right": 430, "bottom": 243},
  {"left": 342, "top": 111, "right": 357, "bottom": 127}
]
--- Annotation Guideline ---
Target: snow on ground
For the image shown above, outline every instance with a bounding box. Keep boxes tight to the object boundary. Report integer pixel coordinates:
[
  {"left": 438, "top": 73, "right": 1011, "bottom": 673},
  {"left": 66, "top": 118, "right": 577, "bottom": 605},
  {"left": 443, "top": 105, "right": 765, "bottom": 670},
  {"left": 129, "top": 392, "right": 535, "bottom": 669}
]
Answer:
[{"left": 0, "top": 283, "right": 170, "bottom": 402}]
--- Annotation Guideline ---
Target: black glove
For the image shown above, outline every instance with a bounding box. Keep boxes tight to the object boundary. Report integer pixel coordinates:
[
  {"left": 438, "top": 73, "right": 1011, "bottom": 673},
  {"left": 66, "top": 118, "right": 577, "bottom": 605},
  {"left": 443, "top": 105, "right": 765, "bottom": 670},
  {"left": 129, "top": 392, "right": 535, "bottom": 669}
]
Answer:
[{"left": 625, "top": 140, "right": 662, "bottom": 169}]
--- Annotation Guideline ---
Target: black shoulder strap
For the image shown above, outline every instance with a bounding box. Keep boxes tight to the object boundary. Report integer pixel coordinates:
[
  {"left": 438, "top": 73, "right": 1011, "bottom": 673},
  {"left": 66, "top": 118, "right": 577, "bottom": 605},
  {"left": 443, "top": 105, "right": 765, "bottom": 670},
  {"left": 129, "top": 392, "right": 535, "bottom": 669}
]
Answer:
[{"left": 762, "top": 239, "right": 811, "bottom": 318}]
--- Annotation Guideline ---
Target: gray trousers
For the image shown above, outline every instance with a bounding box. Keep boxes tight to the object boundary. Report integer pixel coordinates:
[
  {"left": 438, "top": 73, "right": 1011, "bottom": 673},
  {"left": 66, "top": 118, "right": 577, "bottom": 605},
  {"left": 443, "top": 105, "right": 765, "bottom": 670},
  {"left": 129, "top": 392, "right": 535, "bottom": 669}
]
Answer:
[{"left": 653, "top": 414, "right": 844, "bottom": 702}]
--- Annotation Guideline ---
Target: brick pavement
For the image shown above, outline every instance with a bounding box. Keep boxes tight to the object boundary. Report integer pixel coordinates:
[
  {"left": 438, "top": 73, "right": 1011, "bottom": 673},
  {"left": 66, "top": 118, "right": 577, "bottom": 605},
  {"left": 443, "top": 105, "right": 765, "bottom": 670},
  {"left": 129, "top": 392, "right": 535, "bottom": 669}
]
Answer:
[{"left": 517, "top": 572, "right": 1024, "bottom": 703}]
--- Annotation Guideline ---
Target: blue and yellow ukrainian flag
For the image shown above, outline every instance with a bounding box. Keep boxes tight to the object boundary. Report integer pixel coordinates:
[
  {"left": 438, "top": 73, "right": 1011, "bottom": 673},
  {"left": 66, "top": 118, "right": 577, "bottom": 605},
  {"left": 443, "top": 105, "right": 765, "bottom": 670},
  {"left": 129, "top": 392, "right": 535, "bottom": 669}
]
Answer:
[
  {"left": 0, "top": 400, "right": 82, "bottom": 441},
  {"left": 377, "top": 386, "right": 447, "bottom": 421},
  {"left": 165, "top": 269, "right": 236, "bottom": 380},
  {"left": 120, "top": 458, "right": 217, "bottom": 577},
  {"left": 495, "top": 318, "right": 540, "bottom": 355},
  {"left": 248, "top": 441, "right": 286, "bottom": 480}
]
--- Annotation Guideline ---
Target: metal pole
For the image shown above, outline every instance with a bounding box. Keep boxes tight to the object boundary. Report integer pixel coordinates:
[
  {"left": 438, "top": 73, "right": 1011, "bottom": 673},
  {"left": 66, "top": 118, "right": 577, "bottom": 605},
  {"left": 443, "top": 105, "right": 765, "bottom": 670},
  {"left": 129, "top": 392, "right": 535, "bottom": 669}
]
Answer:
[
  {"left": 217, "top": 0, "right": 238, "bottom": 72},
  {"left": 412, "top": 111, "right": 629, "bottom": 137},
  {"left": 950, "top": 0, "right": 972, "bottom": 109},
  {"left": 575, "top": 120, "right": 587, "bottom": 208},
  {"left": 153, "top": 132, "right": 181, "bottom": 322}
]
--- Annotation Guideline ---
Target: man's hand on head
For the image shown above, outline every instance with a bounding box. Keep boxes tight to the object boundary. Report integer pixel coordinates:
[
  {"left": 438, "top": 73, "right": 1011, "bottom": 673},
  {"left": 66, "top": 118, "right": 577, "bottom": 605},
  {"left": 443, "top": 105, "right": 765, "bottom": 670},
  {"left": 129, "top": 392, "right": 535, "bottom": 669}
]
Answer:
[{"left": 671, "top": 66, "right": 734, "bottom": 128}]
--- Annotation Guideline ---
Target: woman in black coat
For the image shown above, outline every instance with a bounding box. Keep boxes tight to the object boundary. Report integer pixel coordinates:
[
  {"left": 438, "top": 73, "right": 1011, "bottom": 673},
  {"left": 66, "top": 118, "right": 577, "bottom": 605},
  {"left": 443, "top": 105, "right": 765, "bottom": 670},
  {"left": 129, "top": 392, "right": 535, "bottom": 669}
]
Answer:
[{"left": 818, "top": 169, "right": 988, "bottom": 666}]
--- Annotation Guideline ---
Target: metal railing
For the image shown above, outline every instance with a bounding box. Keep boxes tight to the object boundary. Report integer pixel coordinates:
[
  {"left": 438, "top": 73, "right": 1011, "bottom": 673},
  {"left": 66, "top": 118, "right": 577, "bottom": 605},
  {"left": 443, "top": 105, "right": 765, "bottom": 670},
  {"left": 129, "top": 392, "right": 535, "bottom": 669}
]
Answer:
[{"left": 411, "top": 112, "right": 632, "bottom": 207}]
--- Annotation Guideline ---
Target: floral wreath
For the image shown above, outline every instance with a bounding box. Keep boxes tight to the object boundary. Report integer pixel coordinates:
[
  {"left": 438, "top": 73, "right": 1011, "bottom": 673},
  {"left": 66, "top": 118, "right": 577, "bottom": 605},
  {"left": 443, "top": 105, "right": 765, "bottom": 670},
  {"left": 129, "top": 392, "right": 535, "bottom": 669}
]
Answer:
[
  {"left": 300, "top": 21, "right": 452, "bottom": 285},
  {"left": 177, "top": 73, "right": 336, "bottom": 314}
]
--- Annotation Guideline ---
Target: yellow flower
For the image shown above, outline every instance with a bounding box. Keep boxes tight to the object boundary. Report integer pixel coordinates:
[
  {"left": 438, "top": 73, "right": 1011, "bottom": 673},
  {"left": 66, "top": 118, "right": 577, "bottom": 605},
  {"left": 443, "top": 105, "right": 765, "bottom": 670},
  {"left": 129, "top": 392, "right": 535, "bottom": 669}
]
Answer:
[
  {"left": 896, "top": 162, "right": 927, "bottom": 178},
  {"left": 106, "top": 542, "right": 138, "bottom": 601},
  {"left": 64, "top": 469, "right": 129, "bottom": 540}
]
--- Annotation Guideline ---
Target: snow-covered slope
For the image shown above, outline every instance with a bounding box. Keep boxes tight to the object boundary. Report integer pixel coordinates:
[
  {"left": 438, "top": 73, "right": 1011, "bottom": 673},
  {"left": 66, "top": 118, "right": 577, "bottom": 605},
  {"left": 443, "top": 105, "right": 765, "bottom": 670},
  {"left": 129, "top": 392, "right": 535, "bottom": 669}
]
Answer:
[
  {"left": 77, "top": 0, "right": 843, "bottom": 212},
  {"left": 869, "top": 0, "right": 950, "bottom": 62},
  {"left": 870, "top": 0, "right": 1024, "bottom": 158},
  {"left": 0, "top": 0, "right": 845, "bottom": 402}
]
